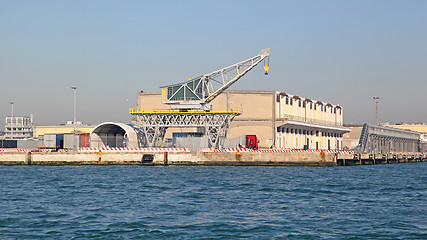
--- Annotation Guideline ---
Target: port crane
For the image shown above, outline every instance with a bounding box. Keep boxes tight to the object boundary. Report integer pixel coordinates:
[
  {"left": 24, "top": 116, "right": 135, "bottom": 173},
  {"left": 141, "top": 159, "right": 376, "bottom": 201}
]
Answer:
[
  {"left": 161, "top": 48, "right": 270, "bottom": 111},
  {"left": 131, "top": 48, "right": 270, "bottom": 148}
]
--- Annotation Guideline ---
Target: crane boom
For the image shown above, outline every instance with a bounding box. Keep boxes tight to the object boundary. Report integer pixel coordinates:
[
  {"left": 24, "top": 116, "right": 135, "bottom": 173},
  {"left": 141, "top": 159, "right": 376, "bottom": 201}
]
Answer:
[{"left": 161, "top": 48, "right": 270, "bottom": 111}]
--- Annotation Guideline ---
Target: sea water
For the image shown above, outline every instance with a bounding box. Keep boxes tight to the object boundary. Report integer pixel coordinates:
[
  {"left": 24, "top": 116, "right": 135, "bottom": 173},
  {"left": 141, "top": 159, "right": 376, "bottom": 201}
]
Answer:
[{"left": 0, "top": 163, "right": 426, "bottom": 239}]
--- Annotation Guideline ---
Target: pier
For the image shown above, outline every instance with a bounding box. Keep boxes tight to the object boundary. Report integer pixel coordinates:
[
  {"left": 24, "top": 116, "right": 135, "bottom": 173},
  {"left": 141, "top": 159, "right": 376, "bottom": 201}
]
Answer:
[{"left": 0, "top": 149, "right": 425, "bottom": 166}]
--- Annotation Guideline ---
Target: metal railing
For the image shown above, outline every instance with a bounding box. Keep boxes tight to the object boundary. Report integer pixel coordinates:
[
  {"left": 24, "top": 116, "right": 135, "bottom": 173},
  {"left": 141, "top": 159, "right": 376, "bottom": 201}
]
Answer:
[
  {"left": 284, "top": 114, "right": 342, "bottom": 126},
  {"left": 129, "top": 108, "right": 243, "bottom": 114},
  {"left": 175, "top": 97, "right": 199, "bottom": 102}
]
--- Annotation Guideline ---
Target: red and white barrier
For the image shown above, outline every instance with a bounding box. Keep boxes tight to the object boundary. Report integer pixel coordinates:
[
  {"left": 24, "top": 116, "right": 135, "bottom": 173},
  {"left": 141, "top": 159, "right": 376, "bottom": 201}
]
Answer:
[
  {"left": 0, "top": 148, "right": 68, "bottom": 152},
  {"left": 200, "top": 148, "right": 354, "bottom": 154},
  {"left": 79, "top": 147, "right": 190, "bottom": 152},
  {"left": 0, "top": 147, "right": 384, "bottom": 155},
  {"left": 200, "top": 148, "right": 228, "bottom": 152}
]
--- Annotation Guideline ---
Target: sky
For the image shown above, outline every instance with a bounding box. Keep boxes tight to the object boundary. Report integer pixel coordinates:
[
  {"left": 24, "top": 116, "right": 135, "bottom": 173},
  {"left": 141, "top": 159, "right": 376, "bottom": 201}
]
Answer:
[{"left": 1, "top": 0, "right": 426, "bottom": 128}]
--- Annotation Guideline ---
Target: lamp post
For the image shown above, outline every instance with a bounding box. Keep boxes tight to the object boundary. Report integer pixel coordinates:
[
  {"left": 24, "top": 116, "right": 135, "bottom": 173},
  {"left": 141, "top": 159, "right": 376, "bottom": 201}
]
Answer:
[
  {"left": 373, "top": 97, "right": 380, "bottom": 126},
  {"left": 9, "top": 101, "right": 14, "bottom": 139},
  {"left": 71, "top": 86, "right": 77, "bottom": 151}
]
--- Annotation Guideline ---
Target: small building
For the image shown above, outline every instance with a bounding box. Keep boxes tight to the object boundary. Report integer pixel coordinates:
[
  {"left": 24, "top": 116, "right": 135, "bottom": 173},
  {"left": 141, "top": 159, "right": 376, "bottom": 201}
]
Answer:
[
  {"left": 34, "top": 121, "right": 94, "bottom": 149},
  {"left": 4, "top": 115, "right": 33, "bottom": 139}
]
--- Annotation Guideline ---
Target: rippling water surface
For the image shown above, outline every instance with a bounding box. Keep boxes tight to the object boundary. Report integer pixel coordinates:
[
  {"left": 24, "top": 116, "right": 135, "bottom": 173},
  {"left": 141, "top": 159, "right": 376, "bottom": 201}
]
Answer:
[{"left": 0, "top": 163, "right": 426, "bottom": 239}]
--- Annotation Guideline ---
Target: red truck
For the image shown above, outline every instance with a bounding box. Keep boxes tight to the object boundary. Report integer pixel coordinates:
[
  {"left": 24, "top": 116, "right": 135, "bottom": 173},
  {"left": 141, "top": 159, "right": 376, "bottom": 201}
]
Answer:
[{"left": 245, "top": 135, "right": 258, "bottom": 150}]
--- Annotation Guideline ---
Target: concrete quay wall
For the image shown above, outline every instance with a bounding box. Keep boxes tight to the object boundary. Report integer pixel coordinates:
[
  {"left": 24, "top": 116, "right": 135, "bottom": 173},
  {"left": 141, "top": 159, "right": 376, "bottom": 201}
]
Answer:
[
  {"left": 0, "top": 151, "right": 336, "bottom": 166},
  {"left": 0, "top": 152, "right": 28, "bottom": 165},
  {"left": 1, "top": 152, "right": 424, "bottom": 166},
  {"left": 166, "top": 152, "right": 336, "bottom": 166}
]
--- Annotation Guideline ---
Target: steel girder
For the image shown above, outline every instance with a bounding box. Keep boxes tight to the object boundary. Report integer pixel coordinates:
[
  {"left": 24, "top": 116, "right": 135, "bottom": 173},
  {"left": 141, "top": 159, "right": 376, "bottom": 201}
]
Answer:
[
  {"left": 366, "top": 133, "right": 419, "bottom": 153},
  {"left": 356, "top": 123, "right": 421, "bottom": 153},
  {"left": 134, "top": 112, "right": 240, "bottom": 149}
]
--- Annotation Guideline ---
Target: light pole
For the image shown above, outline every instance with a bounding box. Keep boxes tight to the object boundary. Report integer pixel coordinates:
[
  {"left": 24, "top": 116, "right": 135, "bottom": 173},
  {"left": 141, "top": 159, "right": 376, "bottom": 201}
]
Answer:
[
  {"left": 373, "top": 97, "right": 380, "bottom": 125},
  {"left": 9, "top": 101, "right": 14, "bottom": 139},
  {"left": 71, "top": 86, "right": 77, "bottom": 151}
]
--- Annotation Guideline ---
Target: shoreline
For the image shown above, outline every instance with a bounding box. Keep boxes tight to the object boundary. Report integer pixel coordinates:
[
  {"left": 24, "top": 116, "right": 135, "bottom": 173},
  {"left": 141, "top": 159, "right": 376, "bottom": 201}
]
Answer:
[{"left": 0, "top": 151, "right": 425, "bottom": 166}]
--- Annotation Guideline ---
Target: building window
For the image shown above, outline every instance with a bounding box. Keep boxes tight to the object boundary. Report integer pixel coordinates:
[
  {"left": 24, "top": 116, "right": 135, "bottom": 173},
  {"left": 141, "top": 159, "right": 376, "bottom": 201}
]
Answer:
[
  {"left": 290, "top": 99, "right": 293, "bottom": 105},
  {"left": 310, "top": 103, "right": 312, "bottom": 109},
  {"left": 314, "top": 104, "right": 317, "bottom": 110},
  {"left": 303, "top": 101, "right": 306, "bottom": 108},
  {"left": 298, "top": 101, "right": 301, "bottom": 107},
  {"left": 286, "top": 97, "right": 289, "bottom": 104},
  {"left": 286, "top": 128, "right": 289, "bottom": 133},
  {"left": 316, "top": 131, "right": 319, "bottom": 136},
  {"left": 299, "top": 129, "right": 302, "bottom": 134}
]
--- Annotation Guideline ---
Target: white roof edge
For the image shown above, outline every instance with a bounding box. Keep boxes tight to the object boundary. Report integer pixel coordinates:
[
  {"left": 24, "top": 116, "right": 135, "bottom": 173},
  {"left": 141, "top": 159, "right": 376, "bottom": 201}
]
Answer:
[{"left": 283, "top": 120, "right": 351, "bottom": 132}]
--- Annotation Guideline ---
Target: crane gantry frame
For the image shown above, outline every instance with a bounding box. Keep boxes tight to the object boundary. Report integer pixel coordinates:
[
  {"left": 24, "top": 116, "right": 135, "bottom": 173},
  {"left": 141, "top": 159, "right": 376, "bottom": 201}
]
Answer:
[{"left": 131, "top": 48, "right": 270, "bottom": 148}]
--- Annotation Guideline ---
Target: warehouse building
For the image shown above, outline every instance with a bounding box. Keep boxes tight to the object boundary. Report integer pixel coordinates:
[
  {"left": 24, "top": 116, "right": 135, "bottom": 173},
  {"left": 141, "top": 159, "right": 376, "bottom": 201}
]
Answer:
[{"left": 137, "top": 90, "right": 350, "bottom": 150}]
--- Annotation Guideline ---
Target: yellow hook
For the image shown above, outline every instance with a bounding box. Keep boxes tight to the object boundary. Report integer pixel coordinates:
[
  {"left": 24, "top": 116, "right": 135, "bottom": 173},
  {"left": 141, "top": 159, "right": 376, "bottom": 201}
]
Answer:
[{"left": 264, "top": 65, "right": 269, "bottom": 75}]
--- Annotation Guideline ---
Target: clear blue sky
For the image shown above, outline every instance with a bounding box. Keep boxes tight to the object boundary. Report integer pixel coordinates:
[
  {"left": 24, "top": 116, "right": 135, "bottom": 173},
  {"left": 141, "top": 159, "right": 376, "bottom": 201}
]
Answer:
[{"left": 1, "top": 0, "right": 426, "bottom": 128}]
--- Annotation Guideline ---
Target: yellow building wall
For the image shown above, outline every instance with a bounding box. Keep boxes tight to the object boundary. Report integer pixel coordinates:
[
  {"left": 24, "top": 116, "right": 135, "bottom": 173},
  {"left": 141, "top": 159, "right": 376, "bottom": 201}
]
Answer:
[
  {"left": 386, "top": 125, "right": 427, "bottom": 133},
  {"left": 137, "top": 90, "right": 275, "bottom": 148},
  {"left": 343, "top": 126, "right": 363, "bottom": 149},
  {"left": 226, "top": 91, "right": 274, "bottom": 120},
  {"left": 137, "top": 91, "right": 166, "bottom": 111},
  {"left": 137, "top": 91, "right": 274, "bottom": 119},
  {"left": 228, "top": 125, "right": 273, "bottom": 149}
]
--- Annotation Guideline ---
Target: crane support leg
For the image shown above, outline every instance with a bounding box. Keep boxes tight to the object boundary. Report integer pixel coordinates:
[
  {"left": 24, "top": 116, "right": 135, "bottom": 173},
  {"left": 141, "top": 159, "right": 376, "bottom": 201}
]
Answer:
[{"left": 133, "top": 112, "right": 239, "bottom": 149}]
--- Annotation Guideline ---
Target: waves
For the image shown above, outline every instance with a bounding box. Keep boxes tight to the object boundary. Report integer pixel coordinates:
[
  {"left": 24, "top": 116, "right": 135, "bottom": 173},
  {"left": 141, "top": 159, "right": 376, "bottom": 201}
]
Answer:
[{"left": 0, "top": 163, "right": 426, "bottom": 239}]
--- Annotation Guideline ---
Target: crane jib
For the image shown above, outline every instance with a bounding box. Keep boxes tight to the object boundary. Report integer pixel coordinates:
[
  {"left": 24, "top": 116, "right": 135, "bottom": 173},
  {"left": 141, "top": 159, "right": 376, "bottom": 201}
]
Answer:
[{"left": 162, "top": 48, "right": 270, "bottom": 110}]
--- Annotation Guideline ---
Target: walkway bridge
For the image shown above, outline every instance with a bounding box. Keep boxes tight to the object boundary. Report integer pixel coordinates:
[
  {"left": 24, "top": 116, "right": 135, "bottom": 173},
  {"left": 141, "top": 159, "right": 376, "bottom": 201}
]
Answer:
[{"left": 355, "top": 124, "right": 421, "bottom": 154}]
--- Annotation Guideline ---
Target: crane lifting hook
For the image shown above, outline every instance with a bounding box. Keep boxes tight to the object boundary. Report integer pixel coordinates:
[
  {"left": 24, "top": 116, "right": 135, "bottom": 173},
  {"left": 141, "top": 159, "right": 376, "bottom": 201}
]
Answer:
[
  {"left": 264, "top": 57, "right": 270, "bottom": 75},
  {"left": 264, "top": 65, "right": 269, "bottom": 75}
]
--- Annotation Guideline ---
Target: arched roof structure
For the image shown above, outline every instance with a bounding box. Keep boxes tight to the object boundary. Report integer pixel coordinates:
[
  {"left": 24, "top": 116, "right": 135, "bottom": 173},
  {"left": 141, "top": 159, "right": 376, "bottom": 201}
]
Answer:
[{"left": 90, "top": 122, "right": 139, "bottom": 148}]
